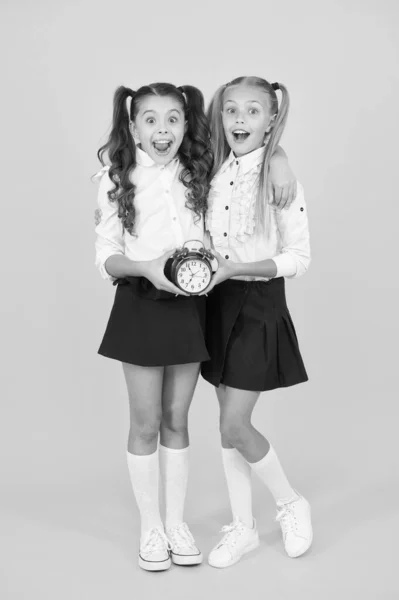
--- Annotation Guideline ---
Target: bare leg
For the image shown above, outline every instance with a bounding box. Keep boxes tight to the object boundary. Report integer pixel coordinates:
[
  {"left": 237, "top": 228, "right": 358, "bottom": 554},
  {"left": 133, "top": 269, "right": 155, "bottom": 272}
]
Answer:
[
  {"left": 160, "top": 362, "right": 200, "bottom": 449},
  {"left": 122, "top": 362, "right": 163, "bottom": 455},
  {"left": 218, "top": 384, "right": 270, "bottom": 463}
]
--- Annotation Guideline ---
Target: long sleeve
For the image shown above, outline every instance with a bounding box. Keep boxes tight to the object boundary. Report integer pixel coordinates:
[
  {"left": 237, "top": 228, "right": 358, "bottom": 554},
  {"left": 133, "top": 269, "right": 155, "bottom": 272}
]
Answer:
[
  {"left": 94, "top": 168, "right": 125, "bottom": 281},
  {"left": 272, "top": 183, "right": 311, "bottom": 279}
]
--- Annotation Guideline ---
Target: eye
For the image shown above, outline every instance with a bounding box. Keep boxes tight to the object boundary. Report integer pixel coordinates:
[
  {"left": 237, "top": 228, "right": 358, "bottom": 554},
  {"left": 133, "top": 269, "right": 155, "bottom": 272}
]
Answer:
[
  {"left": 146, "top": 117, "right": 155, "bottom": 124},
  {"left": 169, "top": 116, "right": 178, "bottom": 124},
  {"left": 226, "top": 107, "right": 235, "bottom": 114},
  {"left": 249, "top": 108, "right": 259, "bottom": 115}
]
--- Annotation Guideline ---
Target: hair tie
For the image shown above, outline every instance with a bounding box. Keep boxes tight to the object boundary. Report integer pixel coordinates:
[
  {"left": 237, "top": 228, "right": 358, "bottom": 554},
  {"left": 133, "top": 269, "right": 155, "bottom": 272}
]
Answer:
[
  {"left": 272, "top": 82, "right": 280, "bottom": 91},
  {"left": 178, "top": 86, "right": 187, "bottom": 104},
  {"left": 125, "top": 95, "right": 133, "bottom": 121}
]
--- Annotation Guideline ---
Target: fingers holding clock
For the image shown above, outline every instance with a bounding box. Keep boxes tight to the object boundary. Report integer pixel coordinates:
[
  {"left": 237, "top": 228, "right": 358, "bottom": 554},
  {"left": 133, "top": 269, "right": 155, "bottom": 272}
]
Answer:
[
  {"left": 144, "top": 250, "right": 189, "bottom": 296},
  {"left": 212, "top": 251, "right": 225, "bottom": 264},
  {"left": 163, "top": 279, "right": 188, "bottom": 295},
  {"left": 200, "top": 273, "right": 219, "bottom": 295},
  {"left": 199, "top": 252, "right": 233, "bottom": 295}
]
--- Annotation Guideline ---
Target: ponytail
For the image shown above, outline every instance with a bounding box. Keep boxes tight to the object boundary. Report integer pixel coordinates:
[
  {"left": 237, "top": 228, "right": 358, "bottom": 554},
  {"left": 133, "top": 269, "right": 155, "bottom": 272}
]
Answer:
[
  {"left": 177, "top": 84, "right": 213, "bottom": 219},
  {"left": 97, "top": 85, "right": 135, "bottom": 167},
  {"left": 178, "top": 85, "right": 205, "bottom": 139},
  {"left": 207, "top": 85, "right": 230, "bottom": 179},
  {"left": 97, "top": 85, "right": 137, "bottom": 235},
  {"left": 257, "top": 82, "right": 289, "bottom": 227}
]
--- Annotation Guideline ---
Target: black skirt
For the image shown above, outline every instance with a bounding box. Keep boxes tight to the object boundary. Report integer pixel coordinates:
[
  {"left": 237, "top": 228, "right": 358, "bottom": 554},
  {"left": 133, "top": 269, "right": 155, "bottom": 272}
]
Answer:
[
  {"left": 201, "top": 278, "right": 308, "bottom": 392},
  {"left": 98, "top": 277, "right": 209, "bottom": 367}
]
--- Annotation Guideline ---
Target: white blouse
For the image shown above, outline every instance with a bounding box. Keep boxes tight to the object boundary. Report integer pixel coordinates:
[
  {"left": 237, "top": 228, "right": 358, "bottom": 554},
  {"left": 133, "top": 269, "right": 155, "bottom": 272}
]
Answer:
[
  {"left": 94, "top": 147, "right": 205, "bottom": 281},
  {"left": 206, "top": 147, "right": 311, "bottom": 281}
]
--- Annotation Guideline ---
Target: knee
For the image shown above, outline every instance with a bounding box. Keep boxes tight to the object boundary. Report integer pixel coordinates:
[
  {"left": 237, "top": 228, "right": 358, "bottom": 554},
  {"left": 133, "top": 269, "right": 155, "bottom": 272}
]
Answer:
[
  {"left": 161, "top": 409, "right": 188, "bottom": 436},
  {"left": 219, "top": 418, "right": 247, "bottom": 448},
  {"left": 130, "top": 419, "right": 161, "bottom": 445}
]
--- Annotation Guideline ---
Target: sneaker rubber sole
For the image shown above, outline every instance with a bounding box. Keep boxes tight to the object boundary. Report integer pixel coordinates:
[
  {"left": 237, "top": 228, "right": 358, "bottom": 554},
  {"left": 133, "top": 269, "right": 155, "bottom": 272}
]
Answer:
[
  {"left": 171, "top": 551, "right": 203, "bottom": 566},
  {"left": 138, "top": 554, "right": 172, "bottom": 571},
  {"left": 208, "top": 538, "right": 260, "bottom": 569}
]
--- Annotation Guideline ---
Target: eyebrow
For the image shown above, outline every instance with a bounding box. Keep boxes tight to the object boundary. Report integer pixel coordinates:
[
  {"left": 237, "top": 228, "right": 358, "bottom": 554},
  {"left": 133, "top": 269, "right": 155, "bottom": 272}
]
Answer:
[
  {"left": 224, "top": 100, "right": 263, "bottom": 106},
  {"left": 141, "top": 108, "right": 182, "bottom": 116}
]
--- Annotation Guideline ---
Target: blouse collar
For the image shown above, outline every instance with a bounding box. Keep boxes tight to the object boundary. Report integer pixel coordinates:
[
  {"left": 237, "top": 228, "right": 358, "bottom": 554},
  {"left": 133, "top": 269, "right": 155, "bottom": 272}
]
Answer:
[
  {"left": 136, "top": 145, "right": 179, "bottom": 170},
  {"left": 220, "top": 145, "right": 266, "bottom": 175}
]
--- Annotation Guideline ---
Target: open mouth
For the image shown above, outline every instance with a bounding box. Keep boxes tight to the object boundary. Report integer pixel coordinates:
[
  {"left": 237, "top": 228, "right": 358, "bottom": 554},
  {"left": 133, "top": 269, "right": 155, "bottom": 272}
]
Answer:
[
  {"left": 232, "top": 129, "right": 250, "bottom": 142},
  {"left": 153, "top": 139, "right": 173, "bottom": 154}
]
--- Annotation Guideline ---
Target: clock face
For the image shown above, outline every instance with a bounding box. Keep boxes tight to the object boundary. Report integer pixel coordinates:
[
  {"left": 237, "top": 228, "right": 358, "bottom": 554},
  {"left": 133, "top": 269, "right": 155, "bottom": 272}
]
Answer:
[{"left": 176, "top": 259, "right": 212, "bottom": 293}]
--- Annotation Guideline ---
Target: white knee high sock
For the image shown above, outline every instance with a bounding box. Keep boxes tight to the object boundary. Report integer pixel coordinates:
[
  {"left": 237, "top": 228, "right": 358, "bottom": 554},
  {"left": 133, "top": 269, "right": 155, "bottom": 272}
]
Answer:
[
  {"left": 126, "top": 450, "right": 164, "bottom": 540},
  {"left": 222, "top": 448, "right": 253, "bottom": 528},
  {"left": 250, "top": 445, "right": 298, "bottom": 505},
  {"left": 159, "top": 444, "right": 189, "bottom": 529}
]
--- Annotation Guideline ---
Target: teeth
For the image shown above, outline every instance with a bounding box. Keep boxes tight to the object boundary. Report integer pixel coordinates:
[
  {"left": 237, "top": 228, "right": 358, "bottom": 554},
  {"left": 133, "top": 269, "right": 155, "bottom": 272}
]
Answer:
[
  {"left": 154, "top": 140, "right": 171, "bottom": 144},
  {"left": 233, "top": 130, "right": 248, "bottom": 134}
]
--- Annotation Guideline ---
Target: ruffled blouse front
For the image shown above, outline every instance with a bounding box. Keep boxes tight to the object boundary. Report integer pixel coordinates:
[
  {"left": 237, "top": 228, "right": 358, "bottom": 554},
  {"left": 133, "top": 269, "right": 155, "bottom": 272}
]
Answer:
[
  {"left": 207, "top": 161, "right": 262, "bottom": 247},
  {"left": 205, "top": 147, "right": 311, "bottom": 280}
]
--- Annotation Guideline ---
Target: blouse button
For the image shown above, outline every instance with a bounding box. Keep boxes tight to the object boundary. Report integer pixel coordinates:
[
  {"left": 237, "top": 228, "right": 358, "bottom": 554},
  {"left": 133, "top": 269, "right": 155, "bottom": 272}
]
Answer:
[
  {"left": 230, "top": 181, "right": 234, "bottom": 186},
  {"left": 300, "top": 207, "right": 304, "bottom": 211},
  {"left": 225, "top": 206, "right": 229, "bottom": 210},
  {"left": 165, "top": 190, "right": 169, "bottom": 194},
  {"left": 224, "top": 232, "right": 227, "bottom": 237},
  {"left": 236, "top": 161, "right": 239, "bottom": 165},
  {"left": 225, "top": 254, "right": 229, "bottom": 259}
]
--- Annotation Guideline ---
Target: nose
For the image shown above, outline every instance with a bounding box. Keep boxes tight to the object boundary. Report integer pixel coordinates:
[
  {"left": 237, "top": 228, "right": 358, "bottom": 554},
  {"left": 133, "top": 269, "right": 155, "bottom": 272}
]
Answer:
[
  {"left": 158, "top": 123, "right": 168, "bottom": 134},
  {"left": 235, "top": 112, "right": 244, "bottom": 123}
]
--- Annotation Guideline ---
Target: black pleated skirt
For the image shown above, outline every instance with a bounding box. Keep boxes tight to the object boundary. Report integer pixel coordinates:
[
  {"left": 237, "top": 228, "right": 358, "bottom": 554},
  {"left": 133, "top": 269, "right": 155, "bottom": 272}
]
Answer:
[
  {"left": 98, "top": 277, "right": 209, "bottom": 367},
  {"left": 201, "top": 278, "right": 308, "bottom": 391}
]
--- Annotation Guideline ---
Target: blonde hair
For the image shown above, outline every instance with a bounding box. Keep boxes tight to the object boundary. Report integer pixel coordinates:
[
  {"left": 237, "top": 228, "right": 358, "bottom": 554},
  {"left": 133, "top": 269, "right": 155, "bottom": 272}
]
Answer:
[{"left": 207, "top": 76, "right": 290, "bottom": 228}]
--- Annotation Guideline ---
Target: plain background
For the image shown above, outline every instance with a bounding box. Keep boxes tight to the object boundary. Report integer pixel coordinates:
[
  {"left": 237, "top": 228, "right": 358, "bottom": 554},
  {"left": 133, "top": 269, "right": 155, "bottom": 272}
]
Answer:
[{"left": 1, "top": 0, "right": 398, "bottom": 598}]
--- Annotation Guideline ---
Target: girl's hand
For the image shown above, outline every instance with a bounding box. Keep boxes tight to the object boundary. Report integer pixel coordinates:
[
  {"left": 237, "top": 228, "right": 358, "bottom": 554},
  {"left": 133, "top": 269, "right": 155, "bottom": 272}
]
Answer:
[
  {"left": 201, "top": 252, "right": 234, "bottom": 295},
  {"left": 268, "top": 160, "right": 297, "bottom": 210},
  {"left": 94, "top": 208, "right": 102, "bottom": 226},
  {"left": 143, "top": 251, "right": 189, "bottom": 296}
]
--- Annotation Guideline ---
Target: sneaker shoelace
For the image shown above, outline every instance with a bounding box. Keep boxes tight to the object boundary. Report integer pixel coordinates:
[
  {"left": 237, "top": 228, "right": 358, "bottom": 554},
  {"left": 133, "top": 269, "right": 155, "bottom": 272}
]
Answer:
[
  {"left": 276, "top": 503, "right": 299, "bottom": 536},
  {"left": 141, "top": 528, "right": 171, "bottom": 556},
  {"left": 167, "top": 523, "right": 197, "bottom": 551},
  {"left": 217, "top": 518, "right": 246, "bottom": 550}
]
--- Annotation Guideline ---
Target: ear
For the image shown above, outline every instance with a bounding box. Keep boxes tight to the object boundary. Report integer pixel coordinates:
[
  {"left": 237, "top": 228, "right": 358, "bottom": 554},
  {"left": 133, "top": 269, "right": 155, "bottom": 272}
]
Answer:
[
  {"left": 131, "top": 122, "right": 140, "bottom": 143},
  {"left": 184, "top": 120, "right": 188, "bottom": 134},
  {"left": 265, "top": 113, "right": 277, "bottom": 134}
]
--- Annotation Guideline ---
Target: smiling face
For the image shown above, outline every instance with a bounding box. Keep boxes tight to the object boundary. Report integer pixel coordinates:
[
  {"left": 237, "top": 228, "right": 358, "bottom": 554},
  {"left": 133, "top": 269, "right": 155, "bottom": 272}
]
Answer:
[
  {"left": 222, "top": 84, "right": 276, "bottom": 157},
  {"left": 133, "top": 94, "right": 186, "bottom": 165}
]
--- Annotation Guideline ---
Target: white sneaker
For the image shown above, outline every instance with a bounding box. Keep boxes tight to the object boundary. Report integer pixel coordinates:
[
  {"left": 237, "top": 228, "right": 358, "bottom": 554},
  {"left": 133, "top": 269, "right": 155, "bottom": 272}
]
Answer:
[
  {"left": 138, "top": 528, "right": 172, "bottom": 571},
  {"left": 208, "top": 517, "right": 260, "bottom": 568},
  {"left": 276, "top": 495, "right": 313, "bottom": 558},
  {"left": 166, "top": 522, "right": 203, "bottom": 566}
]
